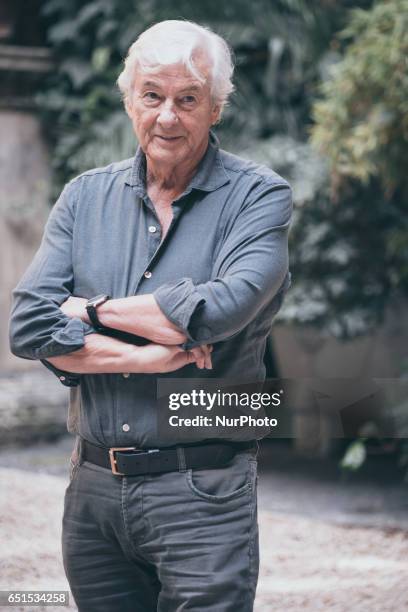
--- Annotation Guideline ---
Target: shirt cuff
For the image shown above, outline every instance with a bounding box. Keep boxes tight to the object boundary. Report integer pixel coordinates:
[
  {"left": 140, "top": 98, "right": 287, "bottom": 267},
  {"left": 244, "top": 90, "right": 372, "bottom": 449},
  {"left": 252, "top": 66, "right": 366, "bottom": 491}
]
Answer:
[
  {"left": 38, "top": 317, "right": 95, "bottom": 359},
  {"left": 40, "top": 319, "right": 96, "bottom": 387},
  {"left": 40, "top": 359, "right": 81, "bottom": 387},
  {"left": 153, "top": 278, "right": 206, "bottom": 348}
]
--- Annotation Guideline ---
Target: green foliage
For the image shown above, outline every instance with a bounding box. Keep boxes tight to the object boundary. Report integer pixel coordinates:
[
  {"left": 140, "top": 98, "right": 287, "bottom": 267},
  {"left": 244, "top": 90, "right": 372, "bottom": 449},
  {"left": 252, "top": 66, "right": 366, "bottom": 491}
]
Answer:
[
  {"left": 280, "top": 177, "right": 408, "bottom": 337},
  {"left": 291, "top": 0, "right": 408, "bottom": 336},
  {"left": 38, "top": 0, "right": 354, "bottom": 192},
  {"left": 311, "top": 0, "right": 408, "bottom": 197}
]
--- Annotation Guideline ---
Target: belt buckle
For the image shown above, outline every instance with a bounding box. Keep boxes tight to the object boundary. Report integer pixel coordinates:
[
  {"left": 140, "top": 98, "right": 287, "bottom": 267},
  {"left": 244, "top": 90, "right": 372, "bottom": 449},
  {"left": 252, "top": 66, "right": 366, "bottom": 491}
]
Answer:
[{"left": 109, "top": 446, "right": 142, "bottom": 476}]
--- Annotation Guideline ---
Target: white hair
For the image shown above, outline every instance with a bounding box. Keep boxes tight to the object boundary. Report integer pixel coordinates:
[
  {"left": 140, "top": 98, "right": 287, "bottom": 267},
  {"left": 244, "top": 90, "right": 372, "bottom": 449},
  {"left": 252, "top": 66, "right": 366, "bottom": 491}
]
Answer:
[{"left": 117, "top": 20, "right": 234, "bottom": 114}]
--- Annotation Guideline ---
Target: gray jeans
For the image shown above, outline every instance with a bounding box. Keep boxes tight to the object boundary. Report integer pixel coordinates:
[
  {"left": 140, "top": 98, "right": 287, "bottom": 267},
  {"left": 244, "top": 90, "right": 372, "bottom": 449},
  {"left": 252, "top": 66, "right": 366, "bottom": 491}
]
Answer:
[{"left": 63, "top": 440, "right": 259, "bottom": 612}]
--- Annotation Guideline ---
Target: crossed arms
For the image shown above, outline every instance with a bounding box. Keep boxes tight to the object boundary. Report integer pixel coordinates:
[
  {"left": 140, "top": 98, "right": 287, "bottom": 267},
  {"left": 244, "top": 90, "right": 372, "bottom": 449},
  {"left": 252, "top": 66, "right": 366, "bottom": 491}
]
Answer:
[
  {"left": 45, "top": 294, "right": 213, "bottom": 374},
  {"left": 9, "top": 176, "right": 292, "bottom": 379}
]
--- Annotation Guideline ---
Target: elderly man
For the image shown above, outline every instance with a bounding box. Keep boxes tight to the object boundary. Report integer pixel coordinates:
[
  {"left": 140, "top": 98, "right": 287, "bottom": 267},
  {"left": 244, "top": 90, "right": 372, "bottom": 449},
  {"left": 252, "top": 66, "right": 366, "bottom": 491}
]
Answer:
[{"left": 9, "top": 20, "right": 292, "bottom": 612}]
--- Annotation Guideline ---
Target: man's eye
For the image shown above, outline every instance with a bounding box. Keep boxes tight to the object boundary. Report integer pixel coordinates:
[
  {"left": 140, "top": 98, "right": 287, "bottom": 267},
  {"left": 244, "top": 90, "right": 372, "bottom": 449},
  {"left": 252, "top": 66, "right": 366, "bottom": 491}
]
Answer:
[
  {"left": 144, "top": 92, "right": 160, "bottom": 101},
  {"left": 180, "top": 96, "right": 196, "bottom": 104}
]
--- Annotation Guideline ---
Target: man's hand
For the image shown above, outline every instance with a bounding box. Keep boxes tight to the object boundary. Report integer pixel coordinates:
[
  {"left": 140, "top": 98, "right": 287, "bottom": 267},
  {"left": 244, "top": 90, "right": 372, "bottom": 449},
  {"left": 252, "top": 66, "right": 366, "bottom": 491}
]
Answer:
[
  {"left": 60, "top": 296, "right": 89, "bottom": 322},
  {"left": 136, "top": 343, "right": 213, "bottom": 374},
  {"left": 184, "top": 344, "right": 213, "bottom": 370}
]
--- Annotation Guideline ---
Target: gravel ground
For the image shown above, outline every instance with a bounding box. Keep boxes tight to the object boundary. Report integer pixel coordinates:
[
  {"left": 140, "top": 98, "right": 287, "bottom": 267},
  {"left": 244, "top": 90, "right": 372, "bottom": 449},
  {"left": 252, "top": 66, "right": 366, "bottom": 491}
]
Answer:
[
  {"left": 0, "top": 439, "right": 407, "bottom": 611},
  {"left": 256, "top": 514, "right": 407, "bottom": 612}
]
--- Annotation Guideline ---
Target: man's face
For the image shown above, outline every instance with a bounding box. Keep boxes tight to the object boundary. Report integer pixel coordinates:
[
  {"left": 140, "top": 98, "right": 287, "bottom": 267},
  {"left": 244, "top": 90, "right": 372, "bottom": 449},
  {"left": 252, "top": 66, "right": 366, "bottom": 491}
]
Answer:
[{"left": 126, "top": 57, "right": 220, "bottom": 170}]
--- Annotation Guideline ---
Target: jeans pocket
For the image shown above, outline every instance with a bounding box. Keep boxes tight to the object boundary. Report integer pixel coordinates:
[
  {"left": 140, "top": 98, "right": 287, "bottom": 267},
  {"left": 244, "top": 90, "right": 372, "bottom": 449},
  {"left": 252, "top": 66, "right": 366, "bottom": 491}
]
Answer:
[{"left": 186, "top": 454, "right": 257, "bottom": 504}]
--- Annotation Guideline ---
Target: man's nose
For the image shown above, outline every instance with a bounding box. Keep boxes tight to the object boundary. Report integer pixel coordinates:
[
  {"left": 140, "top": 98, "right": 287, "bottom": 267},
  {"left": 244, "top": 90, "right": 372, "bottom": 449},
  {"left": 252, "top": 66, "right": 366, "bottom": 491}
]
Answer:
[{"left": 157, "top": 101, "right": 178, "bottom": 127}]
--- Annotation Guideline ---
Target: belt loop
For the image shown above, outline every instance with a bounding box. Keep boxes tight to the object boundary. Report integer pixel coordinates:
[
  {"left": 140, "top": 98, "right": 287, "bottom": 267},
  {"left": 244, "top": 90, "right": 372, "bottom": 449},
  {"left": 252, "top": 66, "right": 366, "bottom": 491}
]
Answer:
[{"left": 177, "top": 446, "right": 187, "bottom": 472}]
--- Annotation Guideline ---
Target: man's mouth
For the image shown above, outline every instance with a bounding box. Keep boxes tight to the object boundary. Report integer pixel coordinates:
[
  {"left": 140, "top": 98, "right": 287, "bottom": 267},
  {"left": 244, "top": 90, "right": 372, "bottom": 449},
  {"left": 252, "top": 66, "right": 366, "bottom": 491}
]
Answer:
[{"left": 155, "top": 135, "right": 183, "bottom": 141}]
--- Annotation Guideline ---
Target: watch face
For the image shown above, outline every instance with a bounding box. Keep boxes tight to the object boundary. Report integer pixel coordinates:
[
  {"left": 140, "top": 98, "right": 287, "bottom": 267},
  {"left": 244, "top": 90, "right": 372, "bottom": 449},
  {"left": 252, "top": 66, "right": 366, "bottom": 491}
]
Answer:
[{"left": 88, "top": 294, "right": 110, "bottom": 308}]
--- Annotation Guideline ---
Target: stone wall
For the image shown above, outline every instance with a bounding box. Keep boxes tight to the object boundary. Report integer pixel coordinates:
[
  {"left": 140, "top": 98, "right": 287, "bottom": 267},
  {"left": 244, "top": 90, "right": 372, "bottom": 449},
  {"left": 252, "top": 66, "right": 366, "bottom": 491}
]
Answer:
[
  {"left": 0, "top": 110, "right": 50, "bottom": 372},
  {"left": 0, "top": 367, "right": 69, "bottom": 445},
  {"left": 272, "top": 299, "right": 408, "bottom": 454}
]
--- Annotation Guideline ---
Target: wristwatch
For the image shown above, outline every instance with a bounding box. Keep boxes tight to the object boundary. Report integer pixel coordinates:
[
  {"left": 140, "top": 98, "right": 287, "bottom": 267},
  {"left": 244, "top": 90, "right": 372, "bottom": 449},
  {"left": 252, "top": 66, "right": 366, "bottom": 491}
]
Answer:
[{"left": 86, "top": 294, "right": 110, "bottom": 329}]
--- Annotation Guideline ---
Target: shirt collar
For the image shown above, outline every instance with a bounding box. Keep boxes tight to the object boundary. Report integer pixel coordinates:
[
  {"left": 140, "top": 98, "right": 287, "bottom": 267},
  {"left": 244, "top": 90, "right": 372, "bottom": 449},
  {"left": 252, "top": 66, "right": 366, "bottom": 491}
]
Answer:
[{"left": 124, "top": 131, "right": 230, "bottom": 197}]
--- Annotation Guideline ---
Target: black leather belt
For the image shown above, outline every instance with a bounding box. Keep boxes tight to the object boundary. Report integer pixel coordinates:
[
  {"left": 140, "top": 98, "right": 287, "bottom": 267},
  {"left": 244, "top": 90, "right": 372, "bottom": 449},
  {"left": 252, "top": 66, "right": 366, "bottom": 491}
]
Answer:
[{"left": 81, "top": 438, "right": 256, "bottom": 476}]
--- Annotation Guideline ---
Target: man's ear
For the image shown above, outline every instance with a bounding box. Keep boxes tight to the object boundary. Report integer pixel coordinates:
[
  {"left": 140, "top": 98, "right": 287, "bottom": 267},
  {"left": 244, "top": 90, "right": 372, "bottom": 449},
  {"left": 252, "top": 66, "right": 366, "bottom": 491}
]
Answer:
[
  {"left": 211, "top": 104, "right": 222, "bottom": 125},
  {"left": 124, "top": 97, "right": 133, "bottom": 118}
]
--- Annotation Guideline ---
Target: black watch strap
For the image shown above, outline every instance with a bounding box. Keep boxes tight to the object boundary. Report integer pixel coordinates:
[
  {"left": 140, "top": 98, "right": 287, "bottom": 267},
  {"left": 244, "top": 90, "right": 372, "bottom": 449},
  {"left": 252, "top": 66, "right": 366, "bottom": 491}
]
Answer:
[{"left": 86, "top": 294, "right": 110, "bottom": 329}]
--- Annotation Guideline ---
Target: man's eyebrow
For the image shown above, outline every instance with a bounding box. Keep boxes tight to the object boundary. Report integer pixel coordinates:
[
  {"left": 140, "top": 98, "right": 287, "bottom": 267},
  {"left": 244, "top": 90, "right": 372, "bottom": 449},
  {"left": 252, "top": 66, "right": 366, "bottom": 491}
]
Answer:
[
  {"left": 140, "top": 81, "right": 203, "bottom": 93},
  {"left": 178, "top": 85, "right": 202, "bottom": 94},
  {"left": 141, "top": 80, "right": 161, "bottom": 88}
]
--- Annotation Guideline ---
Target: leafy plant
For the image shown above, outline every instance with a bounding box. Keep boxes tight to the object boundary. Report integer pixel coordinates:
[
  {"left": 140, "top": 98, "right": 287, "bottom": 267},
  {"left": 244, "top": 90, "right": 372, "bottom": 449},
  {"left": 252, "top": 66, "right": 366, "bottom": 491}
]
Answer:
[
  {"left": 38, "top": 0, "right": 361, "bottom": 192},
  {"left": 286, "top": 0, "right": 408, "bottom": 336},
  {"left": 310, "top": 0, "right": 408, "bottom": 198}
]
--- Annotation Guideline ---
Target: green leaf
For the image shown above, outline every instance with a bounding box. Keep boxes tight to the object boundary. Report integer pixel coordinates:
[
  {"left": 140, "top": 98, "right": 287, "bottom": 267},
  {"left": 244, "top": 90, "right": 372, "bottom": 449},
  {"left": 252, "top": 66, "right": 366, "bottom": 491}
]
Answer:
[
  {"left": 92, "top": 47, "right": 111, "bottom": 72},
  {"left": 60, "top": 59, "right": 94, "bottom": 88},
  {"left": 341, "top": 440, "right": 367, "bottom": 471}
]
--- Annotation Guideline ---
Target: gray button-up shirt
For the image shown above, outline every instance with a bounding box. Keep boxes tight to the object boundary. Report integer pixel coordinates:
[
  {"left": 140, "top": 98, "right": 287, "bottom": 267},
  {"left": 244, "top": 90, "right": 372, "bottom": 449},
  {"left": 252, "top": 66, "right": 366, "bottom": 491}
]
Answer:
[{"left": 9, "top": 134, "right": 292, "bottom": 448}]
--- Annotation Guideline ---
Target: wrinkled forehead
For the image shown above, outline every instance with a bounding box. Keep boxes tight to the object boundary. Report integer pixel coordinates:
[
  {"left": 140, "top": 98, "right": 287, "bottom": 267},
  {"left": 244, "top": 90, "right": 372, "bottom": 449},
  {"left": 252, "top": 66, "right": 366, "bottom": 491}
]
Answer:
[
  {"left": 135, "top": 47, "right": 213, "bottom": 87},
  {"left": 134, "top": 62, "right": 211, "bottom": 93}
]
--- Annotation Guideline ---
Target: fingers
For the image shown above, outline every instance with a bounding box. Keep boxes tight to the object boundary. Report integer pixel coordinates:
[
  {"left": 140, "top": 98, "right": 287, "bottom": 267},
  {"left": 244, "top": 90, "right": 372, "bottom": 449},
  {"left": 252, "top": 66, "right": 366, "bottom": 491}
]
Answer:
[
  {"left": 60, "top": 296, "right": 88, "bottom": 321},
  {"left": 200, "top": 344, "right": 213, "bottom": 370},
  {"left": 187, "top": 345, "right": 213, "bottom": 370},
  {"left": 189, "top": 347, "right": 205, "bottom": 369},
  {"left": 59, "top": 297, "right": 73, "bottom": 316},
  {"left": 163, "top": 344, "right": 214, "bottom": 372},
  {"left": 186, "top": 350, "right": 197, "bottom": 364}
]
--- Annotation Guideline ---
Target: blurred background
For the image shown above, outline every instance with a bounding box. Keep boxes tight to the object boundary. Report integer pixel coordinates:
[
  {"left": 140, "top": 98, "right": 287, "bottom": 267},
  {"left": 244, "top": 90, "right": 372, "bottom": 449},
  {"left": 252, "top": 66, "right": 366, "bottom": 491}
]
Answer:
[{"left": 0, "top": 1, "right": 407, "bottom": 610}]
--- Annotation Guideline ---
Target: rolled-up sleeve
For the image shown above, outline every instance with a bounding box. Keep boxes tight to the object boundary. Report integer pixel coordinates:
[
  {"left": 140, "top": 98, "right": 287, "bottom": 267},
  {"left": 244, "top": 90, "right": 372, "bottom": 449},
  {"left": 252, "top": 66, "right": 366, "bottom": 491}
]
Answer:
[
  {"left": 9, "top": 179, "right": 95, "bottom": 381},
  {"left": 154, "top": 181, "right": 292, "bottom": 349}
]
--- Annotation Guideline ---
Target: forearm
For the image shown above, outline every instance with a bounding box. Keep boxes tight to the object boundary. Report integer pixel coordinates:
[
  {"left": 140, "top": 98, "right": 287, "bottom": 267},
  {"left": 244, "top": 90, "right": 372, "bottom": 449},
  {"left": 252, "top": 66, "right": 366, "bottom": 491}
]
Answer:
[
  {"left": 96, "top": 294, "right": 187, "bottom": 345},
  {"left": 46, "top": 333, "right": 141, "bottom": 374},
  {"left": 46, "top": 331, "right": 205, "bottom": 374},
  {"left": 97, "top": 296, "right": 144, "bottom": 333}
]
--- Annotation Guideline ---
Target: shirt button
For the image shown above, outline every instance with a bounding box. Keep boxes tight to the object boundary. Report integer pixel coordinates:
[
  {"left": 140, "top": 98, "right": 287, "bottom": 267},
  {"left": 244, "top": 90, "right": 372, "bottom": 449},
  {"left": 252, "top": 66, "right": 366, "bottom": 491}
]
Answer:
[
  {"left": 144, "top": 270, "right": 152, "bottom": 278},
  {"left": 122, "top": 423, "right": 130, "bottom": 432},
  {"left": 59, "top": 376, "right": 66, "bottom": 382},
  {"left": 148, "top": 225, "right": 157, "bottom": 233},
  {"left": 122, "top": 373, "right": 130, "bottom": 379}
]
